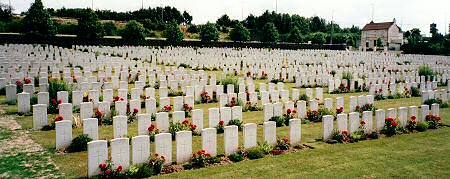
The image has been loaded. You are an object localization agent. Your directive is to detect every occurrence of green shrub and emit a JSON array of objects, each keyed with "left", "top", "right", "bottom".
[
  {"left": 342, "top": 71, "right": 353, "bottom": 83},
  {"left": 67, "top": 134, "right": 92, "bottom": 153},
  {"left": 270, "top": 116, "right": 286, "bottom": 127},
  {"left": 411, "top": 87, "right": 421, "bottom": 97},
  {"left": 228, "top": 152, "right": 245, "bottom": 162},
  {"left": 220, "top": 75, "right": 238, "bottom": 93},
  {"left": 247, "top": 147, "right": 265, "bottom": 160},
  {"left": 30, "top": 94, "right": 38, "bottom": 105},
  {"left": 416, "top": 121, "right": 429, "bottom": 132},
  {"left": 299, "top": 94, "right": 308, "bottom": 101},
  {"left": 258, "top": 141, "right": 273, "bottom": 155},
  {"left": 418, "top": 66, "right": 434, "bottom": 81},
  {"left": 48, "top": 79, "right": 70, "bottom": 100},
  {"left": 228, "top": 119, "right": 243, "bottom": 131}
]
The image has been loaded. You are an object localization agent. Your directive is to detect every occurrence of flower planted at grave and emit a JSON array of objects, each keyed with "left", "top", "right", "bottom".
[
  {"left": 406, "top": 116, "right": 417, "bottom": 131},
  {"left": 349, "top": 121, "right": 368, "bottom": 142},
  {"left": 127, "top": 108, "right": 139, "bottom": 123},
  {"left": 169, "top": 119, "right": 198, "bottom": 139},
  {"left": 200, "top": 90, "right": 212, "bottom": 103},
  {"left": 330, "top": 129, "right": 351, "bottom": 144},
  {"left": 306, "top": 110, "right": 320, "bottom": 122},
  {"left": 183, "top": 104, "right": 193, "bottom": 117},
  {"left": 94, "top": 108, "right": 104, "bottom": 126},
  {"left": 225, "top": 97, "right": 242, "bottom": 107},
  {"left": 24, "top": 78, "right": 32, "bottom": 85},
  {"left": 48, "top": 98, "right": 62, "bottom": 114},
  {"left": 425, "top": 114, "right": 442, "bottom": 129},
  {"left": 16, "top": 80, "right": 23, "bottom": 93},
  {"left": 381, "top": 117, "right": 400, "bottom": 136},
  {"left": 283, "top": 109, "right": 297, "bottom": 126},
  {"left": 97, "top": 160, "right": 126, "bottom": 178},
  {"left": 228, "top": 148, "right": 246, "bottom": 162},
  {"left": 147, "top": 124, "right": 160, "bottom": 142},
  {"left": 161, "top": 105, "right": 173, "bottom": 112},
  {"left": 149, "top": 153, "right": 165, "bottom": 175},
  {"left": 336, "top": 107, "right": 344, "bottom": 114},
  {"left": 271, "top": 137, "right": 290, "bottom": 155},
  {"left": 190, "top": 150, "right": 220, "bottom": 168},
  {"left": 374, "top": 89, "right": 385, "bottom": 101},
  {"left": 243, "top": 102, "right": 262, "bottom": 112},
  {"left": 216, "top": 120, "right": 225, "bottom": 134}
]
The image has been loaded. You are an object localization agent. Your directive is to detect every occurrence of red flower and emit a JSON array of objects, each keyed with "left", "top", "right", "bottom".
[
  {"left": 219, "top": 120, "right": 224, "bottom": 126},
  {"left": 190, "top": 124, "right": 197, "bottom": 130},
  {"left": 55, "top": 115, "right": 64, "bottom": 122},
  {"left": 148, "top": 124, "right": 156, "bottom": 132},
  {"left": 360, "top": 120, "right": 366, "bottom": 126},
  {"left": 57, "top": 99, "right": 62, "bottom": 104},
  {"left": 116, "top": 165, "right": 122, "bottom": 173},
  {"left": 105, "top": 169, "right": 111, "bottom": 175},
  {"left": 51, "top": 98, "right": 57, "bottom": 104},
  {"left": 287, "top": 109, "right": 292, "bottom": 114},
  {"left": 182, "top": 119, "right": 190, "bottom": 125},
  {"left": 341, "top": 130, "right": 349, "bottom": 136},
  {"left": 16, "top": 80, "right": 22, "bottom": 86},
  {"left": 292, "top": 109, "right": 297, "bottom": 113},
  {"left": 24, "top": 78, "right": 32, "bottom": 84},
  {"left": 392, "top": 121, "right": 398, "bottom": 127},
  {"left": 411, "top": 116, "right": 416, "bottom": 121},
  {"left": 99, "top": 163, "right": 107, "bottom": 170},
  {"left": 133, "top": 108, "right": 139, "bottom": 113}
]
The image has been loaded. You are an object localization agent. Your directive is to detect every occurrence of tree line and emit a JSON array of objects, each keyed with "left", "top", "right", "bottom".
[{"left": 401, "top": 24, "right": 450, "bottom": 55}]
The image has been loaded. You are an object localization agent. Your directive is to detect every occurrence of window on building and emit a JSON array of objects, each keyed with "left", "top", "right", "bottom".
[{"left": 366, "top": 41, "right": 369, "bottom": 47}]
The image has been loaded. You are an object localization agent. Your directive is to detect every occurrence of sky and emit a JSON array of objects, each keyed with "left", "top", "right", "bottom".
[{"left": 4, "top": 0, "right": 450, "bottom": 36}]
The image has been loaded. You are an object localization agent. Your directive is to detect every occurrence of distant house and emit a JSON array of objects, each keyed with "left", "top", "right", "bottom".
[{"left": 361, "top": 19, "right": 403, "bottom": 51}]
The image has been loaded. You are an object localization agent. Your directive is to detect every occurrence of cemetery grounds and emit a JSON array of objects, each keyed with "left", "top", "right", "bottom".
[{"left": 0, "top": 46, "right": 449, "bottom": 178}]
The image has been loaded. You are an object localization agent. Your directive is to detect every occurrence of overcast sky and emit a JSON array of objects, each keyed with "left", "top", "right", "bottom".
[{"left": 5, "top": 0, "right": 449, "bottom": 36}]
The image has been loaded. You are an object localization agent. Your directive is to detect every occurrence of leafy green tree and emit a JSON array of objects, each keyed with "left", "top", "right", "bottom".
[
  {"left": 260, "top": 22, "right": 279, "bottom": 43},
  {"left": 103, "top": 21, "right": 118, "bottom": 36},
  {"left": 182, "top": 11, "right": 192, "bottom": 24},
  {"left": 163, "top": 21, "right": 184, "bottom": 44},
  {"left": 309, "top": 32, "right": 326, "bottom": 44},
  {"left": 200, "top": 22, "right": 219, "bottom": 42},
  {"left": 229, "top": 22, "right": 250, "bottom": 42},
  {"left": 376, "top": 38, "right": 384, "bottom": 47},
  {"left": 288, "top": 26, "right": 303, "bottom": 43},
  {"left": 309, "top": 16, "right": 326, "bottom": 32},
  {"left": 77, "top": 9, "right": 104, "bottom": 39},
  {"left": 22, "top": 0, "right": 56, "bottom": 38},
  {"left": 217, "top": 14, "right": 232, "bottom": 27},
  {"left": 121, "top": 20, "right": 146, "bottom": 42},
  {"left": 0, "top": 3, "right": 13, "bottom": 22}
]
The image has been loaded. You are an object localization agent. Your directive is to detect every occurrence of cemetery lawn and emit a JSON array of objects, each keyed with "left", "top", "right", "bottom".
[{"left": 1, "top": 87, "right": 449, "bottom": 178}]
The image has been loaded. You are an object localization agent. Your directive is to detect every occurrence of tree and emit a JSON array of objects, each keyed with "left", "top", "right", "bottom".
[
  {"left": 216, "top": 14, "right": 232, "bottom": 27},
  {"left": 77, "top": 9, "right": 104, "bottom": 39},
  {"left": 243, "top": 14, "right": 257, "bottom": 29},
  {"left": 376, "top": 38, "right": 384, "bottom": 47},
  {"left": 182, "top": 11, "right": 192, "bottom": 24},
  {"left": 22, "top": 0, "right": 56, "bottom": 38},
  {"left": 121, "top": 20, "right": 146, "bottom": 42},
  {"left": 103, "top": 21, "right": 118, "bottom": 36},
  {"left": 260, "top": 22, "right": 279, "bottom": 43},
  {"left": 0, "top": 3, "right": 13, "bottom": 22},
  {"left": 309, "top": 32, "right": 326, "bottom": 44},
  {"left": 200, "top": 22, "right": 219, "bottom": 42},
  {"left": 310, "top": 16, "right": 326, "bottom": 32},
  {"left": 288, "top": 26, "right": 303, "bottom": 43},
  {"left": 229, "top": 22, "right": 250, "bottom": 42},
  {"left": 163, "top": 21, "right": 184, "bottom": 44}
]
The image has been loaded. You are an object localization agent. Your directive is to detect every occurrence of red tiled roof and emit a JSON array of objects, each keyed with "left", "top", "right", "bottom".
[{"left": 362, "top": 21, "right": 395, "bottom": 31}]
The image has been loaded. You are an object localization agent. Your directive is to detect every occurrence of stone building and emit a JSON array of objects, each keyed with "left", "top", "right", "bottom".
[{"left": 361, "top": 19, "right": 403, "bottom": 51}]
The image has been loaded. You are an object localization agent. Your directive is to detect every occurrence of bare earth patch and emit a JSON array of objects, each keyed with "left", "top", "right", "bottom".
[{"left": 0, "top": 105, "right": 62, "bottom": 178}]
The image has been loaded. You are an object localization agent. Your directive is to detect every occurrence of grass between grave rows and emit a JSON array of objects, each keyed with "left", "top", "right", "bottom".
[{"left": 1, "top": 81, "right": 449, "bottom": 178}]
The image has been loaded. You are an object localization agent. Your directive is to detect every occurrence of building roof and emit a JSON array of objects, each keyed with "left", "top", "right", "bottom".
[{"left": 362, "top": 21, "right": 395, "bottom": 31}]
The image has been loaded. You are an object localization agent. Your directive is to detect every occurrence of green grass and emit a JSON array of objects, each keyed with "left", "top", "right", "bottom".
[
  {"left": 0, "top": 127, "right": 12, "bottom": 140},
  {"left": 0, "top": 151, "right": 60, "bottom": 178},
  {"left": 2, "top": 73, "right": 449, "bottom": 178}
]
